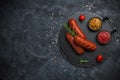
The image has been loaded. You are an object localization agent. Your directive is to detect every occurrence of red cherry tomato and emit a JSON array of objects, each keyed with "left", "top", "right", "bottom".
[
  {"left": 79, "top": 15, "right": 85, "bottom": 21},
  {"left": 96, "top": 54, "right": 103, "bottom": 62}
]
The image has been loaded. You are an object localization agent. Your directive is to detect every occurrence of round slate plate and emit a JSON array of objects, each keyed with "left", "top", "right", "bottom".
[{"left": 58, "top": 12, "right": 115, "bottom": 67}]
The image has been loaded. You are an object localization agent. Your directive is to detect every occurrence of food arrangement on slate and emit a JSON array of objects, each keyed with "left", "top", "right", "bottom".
[{"left": 59, "top": 12, "right": 115, "bottom": 67}]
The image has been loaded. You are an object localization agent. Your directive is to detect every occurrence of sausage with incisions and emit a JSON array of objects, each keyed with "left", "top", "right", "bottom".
[
  {"left": 66, "top": 32, "right": 85, "bottom": 54},
  {"left": 74, "top": 36, "right": 97, "bottom": 51},
  {"left": 68, "top": 18, "right": 86, "bottom": 39}
]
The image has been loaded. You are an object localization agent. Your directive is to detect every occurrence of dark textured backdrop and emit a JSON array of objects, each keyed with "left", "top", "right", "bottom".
[{"left": 0, "top": 0, "right": 120, "bottom": 80}]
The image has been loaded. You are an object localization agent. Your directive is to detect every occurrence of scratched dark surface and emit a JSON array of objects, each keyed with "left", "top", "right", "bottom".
[{"left": 0, "top": 0, "right": 120, "bottom": 80}]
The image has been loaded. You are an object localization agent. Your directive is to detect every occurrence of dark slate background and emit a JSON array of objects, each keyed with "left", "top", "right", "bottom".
[{"left": 0, "top": 0, "right": 120, "bottom": 80}]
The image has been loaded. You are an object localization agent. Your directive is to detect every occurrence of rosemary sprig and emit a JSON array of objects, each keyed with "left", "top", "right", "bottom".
[
  {"left": 80, "top": 59, "right": 89, "bottom": 63},
  {"left": 63, "top": 23, "right": 76, "bottom": 37}
]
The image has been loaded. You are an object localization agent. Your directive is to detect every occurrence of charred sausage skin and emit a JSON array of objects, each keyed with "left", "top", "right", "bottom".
[
  {"left": 74, "top": 36, "right": 97, "bottom": 51},
  {"left": 68, "top": 18, "right": 86, "bottom": 39},
  {"left": 66, "top": 32, "right": 85, "bottom": 54}
]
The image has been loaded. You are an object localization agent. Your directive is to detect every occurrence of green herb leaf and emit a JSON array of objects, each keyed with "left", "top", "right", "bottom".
[
  {"left": 63, "top": 23, "right": 76, "bottom": 37},
  {"left": 80, "top": 59, "right": 89, "bottom": 63}
]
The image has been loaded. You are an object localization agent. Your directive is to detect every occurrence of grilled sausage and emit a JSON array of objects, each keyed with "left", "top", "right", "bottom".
[
  {"left": 74, "top": 36, "right": 97, "bottom": 51},
  {"left": 66, "top": 32, "right": 85, "bottom": 54},
  {"left": 68, "top": 18, "right": 86, "bottom": 39}
]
